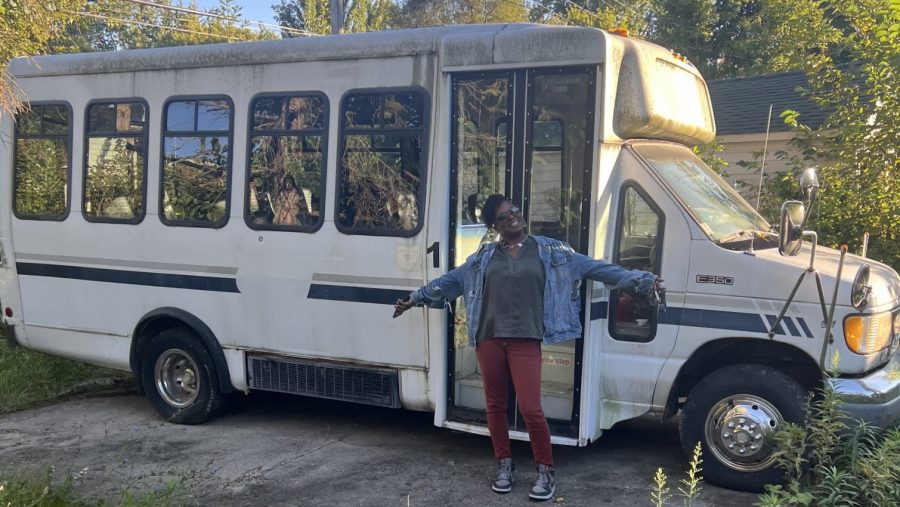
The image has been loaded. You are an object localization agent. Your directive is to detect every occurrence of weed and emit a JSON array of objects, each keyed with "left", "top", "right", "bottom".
[
  {"left": 650, "top": 441, "right": 703, "bottom": 507},
  {"left": 757, "top": 354, "right": 900, "bottom": 506}
]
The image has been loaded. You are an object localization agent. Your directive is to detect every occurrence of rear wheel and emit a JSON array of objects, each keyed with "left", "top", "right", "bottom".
[
  {"left": 141, "top": 327, "right": 226, "bottom": 424},
  {"left": 679, "top": 364, "right": 808, "bottom": 492}
]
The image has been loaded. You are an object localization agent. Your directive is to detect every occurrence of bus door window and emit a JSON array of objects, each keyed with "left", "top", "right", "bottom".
[{"left": 609, "top": 184, "right": 664, "bottom": 342}]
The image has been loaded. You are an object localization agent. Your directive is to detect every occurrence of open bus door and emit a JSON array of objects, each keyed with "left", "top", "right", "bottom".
[{"left": 446, "top": 67, "right": 596, "bottom": 440}]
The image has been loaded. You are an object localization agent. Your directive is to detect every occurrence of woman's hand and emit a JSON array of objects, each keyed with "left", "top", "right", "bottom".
[{"left": 393, "top": 297, "right": 415, "bottom": 318}]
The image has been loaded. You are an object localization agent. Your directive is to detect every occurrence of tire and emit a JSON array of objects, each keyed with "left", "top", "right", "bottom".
[
  {"left": 679, "top": 364, "right": 808, "bottom": 492},
  {"left": 141, "top": 327, "right": 226, "bottom": 424}
]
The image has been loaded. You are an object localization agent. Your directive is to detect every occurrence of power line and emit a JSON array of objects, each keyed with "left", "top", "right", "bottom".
[
  {"left": 69, "top": 10, "right": 244, "bottom": 41},
  {"left": 121, "top": 0, "right": 320, "bottom": 37}
]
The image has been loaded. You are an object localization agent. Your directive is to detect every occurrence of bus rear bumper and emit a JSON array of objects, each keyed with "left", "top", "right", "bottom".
[{"left": 830, "top": 347, "right": 900, "bottom": 428}]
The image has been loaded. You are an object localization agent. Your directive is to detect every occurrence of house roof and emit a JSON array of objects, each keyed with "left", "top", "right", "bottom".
[{"left": 707, "top": 71, "right": 827, "bottom": 135}]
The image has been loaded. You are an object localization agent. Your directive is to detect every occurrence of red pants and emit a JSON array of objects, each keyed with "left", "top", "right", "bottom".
[{"left": 475, "top": 338, "right": 553, "bottom": 466}]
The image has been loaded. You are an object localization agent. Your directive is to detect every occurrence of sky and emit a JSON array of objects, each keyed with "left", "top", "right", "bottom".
[{"left": 191, "top": 1, "right": 279, "bottom": 28}]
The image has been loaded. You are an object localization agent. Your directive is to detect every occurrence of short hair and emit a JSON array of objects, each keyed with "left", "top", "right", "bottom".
[{"left": 482, "top": 194, "right": 510, "bottom": 228}]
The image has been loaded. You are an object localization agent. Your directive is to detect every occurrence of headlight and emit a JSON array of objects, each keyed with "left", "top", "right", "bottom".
[
  {"left": 844, "top": 312, "right": 893, "bottom": 354},
  {"left": 850, "top": 265, "right": 871, "bottom": 310}
]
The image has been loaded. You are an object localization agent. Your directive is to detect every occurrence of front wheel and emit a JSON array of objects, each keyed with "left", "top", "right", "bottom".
[
  {"left": 141, "top": 327, "right": 226, "bottom": 424},
  {"left": 679, "top": 364, "right": 809, "bottom": 492}
]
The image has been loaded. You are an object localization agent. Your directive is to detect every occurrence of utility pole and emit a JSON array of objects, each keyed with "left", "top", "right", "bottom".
[{"left": 330, "top": 0, "right": 343, "bottom": 34}]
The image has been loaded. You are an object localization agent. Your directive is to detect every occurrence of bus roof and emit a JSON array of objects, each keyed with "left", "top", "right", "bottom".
[
  {"left": 8, "top": 23, "right": 715, "bottom": 145},
  {"left": 9, "top": 24, "right": 607, "bottom": 77}
]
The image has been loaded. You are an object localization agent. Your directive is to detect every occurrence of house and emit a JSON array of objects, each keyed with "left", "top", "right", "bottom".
[{"left": 707, "top": 71, "right": 827, "bottom": 193}]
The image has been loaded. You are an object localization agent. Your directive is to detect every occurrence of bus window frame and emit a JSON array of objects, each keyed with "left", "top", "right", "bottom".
[
  {"left": 334, "top": 86, "right": 430, "bottom": 238},
  {"left": 158, "top": 94, "right": 235, "bottom": 229},
  {"left": 243, "top": 91, "right": 329, "bottom": 233},
  {"left": 82, "top": 97, "right": 150, "bottom": 225},
  {"left": 12, "top": 101, "right": 74, "bottom": 222}
]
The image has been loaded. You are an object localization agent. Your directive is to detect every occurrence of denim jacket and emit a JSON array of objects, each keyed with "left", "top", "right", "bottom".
[{"left": 410, "top": 236, "right": 657, "bottom": 347}]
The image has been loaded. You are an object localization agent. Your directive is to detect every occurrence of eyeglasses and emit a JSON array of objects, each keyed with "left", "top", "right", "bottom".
[{"left": 495, "top": 206, "right": 521, "bottom": 224}]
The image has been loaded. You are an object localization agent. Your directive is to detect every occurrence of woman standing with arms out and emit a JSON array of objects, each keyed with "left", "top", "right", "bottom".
[{"left": 394, "top": 194, "right": 661, "bottom": 501}]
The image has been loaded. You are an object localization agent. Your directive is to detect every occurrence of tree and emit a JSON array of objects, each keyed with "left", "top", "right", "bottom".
[
  {"left": 395, "top": 0, "right": 527, "bottom": 28},
  {"left": 49, "top": 0, "right": 275, "bottom": 53},
  {"left": 273, "top": 0, "right": 397, "bottom": 35},
  {"left": 0, "top": 0, "right": 84, "bottom": 116},
  {"left": 765, "top": 0, "right": 899, "bottom": 270}
]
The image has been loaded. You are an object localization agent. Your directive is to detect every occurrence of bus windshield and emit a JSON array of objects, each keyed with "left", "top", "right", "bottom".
[{"left": 632, "top": 143, "right": 775, "bottom": 248}]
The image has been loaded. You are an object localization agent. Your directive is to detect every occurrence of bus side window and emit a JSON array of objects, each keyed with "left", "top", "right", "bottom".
[
  {"left": 609, "top": 184, "right": 663, "bottom": 342},
  {"left": 336, "top": 89, "right": 428, "bottom": 236},
  {"left": 84, "top": 100, "right": 148, "bottom": 223},
  {"left": 160, "top": 97, "right": 233, "bottom": 227},
  {"left": 246, "top": 93, "right": 328, "bottom": 231},
  {"left": 13, "top": 103, "right": 72, "bottom": 220}
]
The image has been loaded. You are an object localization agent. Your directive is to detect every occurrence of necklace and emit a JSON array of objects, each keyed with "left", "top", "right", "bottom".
[{"left": 501, "top": 238, "right": 525, "bottom": 249}]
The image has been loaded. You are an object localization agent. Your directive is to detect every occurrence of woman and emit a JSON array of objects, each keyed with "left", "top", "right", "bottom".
[{"left": 394, "top": 194, "right": 661, "bottom": 501}]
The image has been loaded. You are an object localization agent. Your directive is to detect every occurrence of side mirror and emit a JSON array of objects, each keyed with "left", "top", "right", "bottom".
[{"left": 779, "top": 201, "right": 805, "bottom": 256}]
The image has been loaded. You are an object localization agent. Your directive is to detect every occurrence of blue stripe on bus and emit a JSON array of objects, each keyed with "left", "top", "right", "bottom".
[
  {"left": 16, "top": 262, "right": 240, "bottom": 293},
  {"left": 783, "top": 317, "right": 801, "bottom": 337},
  {"left": 797, "top": 317, "right": 814, "bottom": 338},
  {"left": 765, "top": 314, "right": 786, "bottom": 335},
  {"left": 307, "top": 284, "right": 410, "bottom": 305}
]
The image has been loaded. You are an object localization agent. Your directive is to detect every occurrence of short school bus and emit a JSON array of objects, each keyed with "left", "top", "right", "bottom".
[{"left": 2, "top": 24, "right": 899, "bottom": 491}]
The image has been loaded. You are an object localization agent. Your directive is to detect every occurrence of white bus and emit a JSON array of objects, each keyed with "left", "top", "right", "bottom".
[{"left": 2, "top": 24, "right": 899, "bottom": 491}]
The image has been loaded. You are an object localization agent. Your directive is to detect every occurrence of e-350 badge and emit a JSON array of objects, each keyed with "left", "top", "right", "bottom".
[{"left": 696, "top": 274, "right": 734, "bottom": 285}]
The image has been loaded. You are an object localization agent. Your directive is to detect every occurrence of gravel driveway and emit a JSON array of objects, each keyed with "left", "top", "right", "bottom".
[{"left": 0, "top": 391, "right": 758, "bottom": 506}]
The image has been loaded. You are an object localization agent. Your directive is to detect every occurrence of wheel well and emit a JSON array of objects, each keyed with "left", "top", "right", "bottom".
[
  {"left": 130, "top": 308, "right": 233, "bottom": 395},
  {"left": 663, "top": 338, "right": 821, "bottom": 419}
]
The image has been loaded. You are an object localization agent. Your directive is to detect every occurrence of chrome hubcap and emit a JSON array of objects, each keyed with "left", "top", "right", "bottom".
[
  {"left": 704, "top": 395, "right": 782, "bottom": 472},
  {"left": 154, "top": 349, "right": 199, "bottom": 408}
]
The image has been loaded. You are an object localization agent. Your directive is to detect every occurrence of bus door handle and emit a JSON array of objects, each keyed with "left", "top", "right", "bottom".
[{"left": 426, "top": 242, "right": 440, "bottom": 268}]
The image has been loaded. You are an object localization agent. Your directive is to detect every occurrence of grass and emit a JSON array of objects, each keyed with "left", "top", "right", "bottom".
[
  {"left": 0, "top": 338, "right": 131, "bottom": 413},
  {"left": 0, "top": 467, "right": 197, "bottom": 507}
]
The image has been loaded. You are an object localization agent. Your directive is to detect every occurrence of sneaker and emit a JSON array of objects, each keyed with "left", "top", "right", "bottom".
[
  {"left": 529, "top": 463, "right": 555, "bottom": 501},
  {"left": 492, "top": 458, "right": 516, "bottom": 493}
]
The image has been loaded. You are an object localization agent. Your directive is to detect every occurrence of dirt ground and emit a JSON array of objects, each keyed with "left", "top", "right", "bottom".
[{"left": 0, "top": 391, "right": 758, "bottom": 506}]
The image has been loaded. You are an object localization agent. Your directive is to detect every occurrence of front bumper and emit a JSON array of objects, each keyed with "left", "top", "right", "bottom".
[{"left": 830, "top": 346, "right": 900, "bottom": 428}]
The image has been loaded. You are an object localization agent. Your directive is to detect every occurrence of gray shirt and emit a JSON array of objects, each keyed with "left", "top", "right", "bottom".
[{"left": 475, "top": 236, "right": 546, "bottom": 345}]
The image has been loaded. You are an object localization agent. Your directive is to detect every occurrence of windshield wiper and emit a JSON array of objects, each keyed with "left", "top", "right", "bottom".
[{"left": 716, "top": 229, "right": 776, "bottom": 244}]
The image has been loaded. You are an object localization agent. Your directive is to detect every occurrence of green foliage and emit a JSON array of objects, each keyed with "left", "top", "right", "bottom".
[
  {"left": 0, "top": 0, "right": 84, "bottom": 115},
  {"left": 0, "top": 466, "right": 196, "bottom": 506},
  {"left": 692, "top": 138, "right": 730, "bottom": 177},
  {"left": 759, "top": 0, "right": 900, "bottom": 271},
  {"left": 85, "top": 138, "right": 143, "bottom": 219},
  {"left": 758, "top": 361, "right": 900, "bottom": 507},
  {"left": 48, "top": 0, "right": 275, "bottom": 52},
  {"left": 274, "top": 0, "right": 398, "bottom": 34},
  {"left": 14, "top": 138, "right": 68, "bottom": 217},
  {"left": 394, "top": 0, "right": 526, "bottom": 28},
  {"left": 0, "top": 339, "right": 129, "bottom": 413}
]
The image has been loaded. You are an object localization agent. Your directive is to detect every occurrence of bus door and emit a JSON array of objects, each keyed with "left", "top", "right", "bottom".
[{"left": 447, "top": 67, "right": 596, "bottom": 439}]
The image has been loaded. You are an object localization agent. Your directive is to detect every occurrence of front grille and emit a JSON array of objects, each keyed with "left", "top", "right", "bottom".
[{"left": 247, "top": 355, "right": 400, "bottom": 408}]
